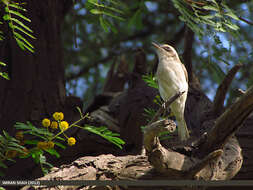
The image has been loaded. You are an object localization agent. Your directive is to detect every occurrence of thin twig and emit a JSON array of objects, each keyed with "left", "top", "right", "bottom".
[
  {"left": 239, "top": 16, "right": 253, "bottom": 26},
  {"left": 149, "top": 91, "right": 185, "bottom": 124}
]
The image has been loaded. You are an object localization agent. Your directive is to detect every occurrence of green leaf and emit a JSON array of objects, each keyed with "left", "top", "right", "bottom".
[
  {"left": 0, "top": 72, "right": 9, "bottom": 80},
  {"left": 223, "top": 22, "right": 239, "bottom": 30},
  {"left": 55, "top": 136, "right": 65, "bottom": 141},
  {"left": 76, "top": 106, "right": 83, "bottom": 118},
  {"left": 90, "top": 8, "right": 102, "bottom": 14},
  {"left": 0, "top": 61, "right": 6, "bottom": 66},
  {"left": 88, "top": 1, "right": 124, "bottom": 15},
  {"left": 102, "top": 18, "right": 117, "bottom": 33},
  {"left": 8, "top": 9, "right": 31, "bottom": 22},
  {"left": 142, "top": 74, "right": 158, "bottom": 89},
  {"left": 3, "top": 14, "right": 10, "bottom": 21},
  {"left": 207, "top": 61, "right": 225, "bottom": 83},
  {"left": 202, "top": 5, "right": 219, "bottom": 11},
  {"left": 90, "top": 9, "right": 125, "bottom": 21},
  {"left": 8, "top": 3, "right": 27, "bottom": 11},
  {"left": 54, "top": 142, "right": 66, "bottom": 149},
  {"left": 84, "top": 125, "right": 125, "bottom": 149},
  {"left": 128, "top": 9, "right": 143, "bottom": 30},
  {"left": 44, "top": 148, "right": 60, "bottom": 158},
  {"left": 9, "top": 17, "right": 33, "bottom": 33},
  {"left": 13, "top": 25, "right": 36, "bottom": 39},
  {"left": 24, "top": 140, "right": 39, "bottom": 145},
  {"left": 99, "top": 16, "right": 109, "bottom": 32},
  {"left": 16, "top": 35, "right": 34, "bottom": 52},
  {"left": 0, "top": 161, "right": 7, "bottom": 169}
]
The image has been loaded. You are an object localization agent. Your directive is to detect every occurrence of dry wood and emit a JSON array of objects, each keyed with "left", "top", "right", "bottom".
[
  {"left": 200, "top": 85, "right": 253, "bottom": 154},
  {"left": 212, "top": 64, "right": 243, "bottom": 116}
]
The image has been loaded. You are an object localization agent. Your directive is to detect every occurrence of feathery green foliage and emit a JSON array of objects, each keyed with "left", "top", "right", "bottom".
[
  {"left": 0, "top": 131, "right": 25, "bottom": 177},
  {"left": 142, "top": 73, "right": 158, "bottom": 89},
  {"left": 172, "top": 0, "right": 240, "bottom": 38},
  {"left": 86, "top": 0, "right": 127, "bottom": 33},
  {"left": 3, "top": 1, "right": 35, "bottom": 52},
  {"left": 0, "top": 0, "right": 35, "bottom": 79},
  {"left": 0, "top": 62, "right": 9, "bottom": 80}
]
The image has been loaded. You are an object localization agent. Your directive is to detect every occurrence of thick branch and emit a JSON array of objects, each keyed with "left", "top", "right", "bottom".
[
  {"left": 144, "top": 119, "right": 176, "bottom": 152},
  {"left": 182, "top": 26, "right": 194, "bottom": 82},
  {"left": 213, "top": 64, "right": 242, "bottom": 116},
  {"left": 200, "top": 85, "right": 253, "bottom": 154},
  {"left": 184, "top": 149, "right": 223, "bottom": 179}
]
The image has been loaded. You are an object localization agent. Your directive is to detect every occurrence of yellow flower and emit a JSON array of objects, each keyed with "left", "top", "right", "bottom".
[
  {"left": 68, "top": 137, "right": 76, "bottom": 146},
  {"left": 37, "top": 141, "right": 54, "bottom": 150},
  {"left": 58, "top": 112, "right": 64, "bottom": 120},
  {"left": 37, "top": 141, "right": 46, "bottom": 149},
  {"left": 46, "top": 141, "right": 55, "bottom": 149},
  {"left": 53, "top": 112, "right": 64, "bottom": 121},
  {"left": 60, "top": 121, "right": 69, "bottom": 131},
  {"left": 42, "top": 118, "right": 50, "bottom": 127},
  {"left": 51, "top": 121, "right": 58, "bottom": 129},
  {"left": 15, "top": 131, "right": 24, "bottom": 140}
]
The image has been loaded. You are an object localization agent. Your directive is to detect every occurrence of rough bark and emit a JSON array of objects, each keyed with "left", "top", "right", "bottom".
[{"left": 0, "top": 0, "right": 74, "bottom": 179}]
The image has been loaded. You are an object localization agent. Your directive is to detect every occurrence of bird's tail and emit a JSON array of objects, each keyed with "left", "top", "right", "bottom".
[{"left": 177, "top": 119, "right": 190, "bottom": 141}]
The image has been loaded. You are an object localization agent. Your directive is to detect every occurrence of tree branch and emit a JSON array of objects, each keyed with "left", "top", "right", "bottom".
[
  {"left": 148, "top": 91, "right": 185, "bottom": 124},
  {"left": 182, "top": 26, "right": 194, "bottom": 82},
  {"left": 212, "top": 64, "right": 242, "bottom": 116},
  {"left": 200, "top": 85, "right": 253, "bottom": 154},
  {"left": 239, "top": 16, "right": 253, "bottom": 26}
]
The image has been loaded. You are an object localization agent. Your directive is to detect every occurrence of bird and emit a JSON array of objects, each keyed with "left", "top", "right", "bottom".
[{"left": 152, "top": 42, "right": 190, "bottom": 141}]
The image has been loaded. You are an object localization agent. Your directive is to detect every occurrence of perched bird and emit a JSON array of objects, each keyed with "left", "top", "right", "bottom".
[{"left": 152, "top": 42, "right": 190, "bottom": 141}]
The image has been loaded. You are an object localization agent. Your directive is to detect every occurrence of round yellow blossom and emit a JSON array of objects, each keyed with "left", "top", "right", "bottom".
[
  {"left": 15, "top": 131, "right": 24, "bottom": 140},
  {"left": 68, "top": 137, "right": 76, "bottom": 146},
  {"left": 53, "top": 112, "right": 64, "bottom": 121},
  {"left": 58, "top": 112, "right": 64, "bottom": 120},
  {"left": 50, "top": 121, "right": 58, "bottom": 129},
  {"left": 42, "top": 118, "right": 51, "bottom": 127},
  {"left": 37, "top": 141, "right": 54, "bottom": 150},
  {"left": 37, "top": 141, "right": 46, "bottom": 149},
  {"left": 60, "top": 121, "right": 69, "bottom": 131},
  {"left": 46, "top": 141, "right": 55, "bottom": 149}
]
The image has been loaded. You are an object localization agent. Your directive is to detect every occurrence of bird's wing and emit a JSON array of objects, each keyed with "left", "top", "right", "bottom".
[{"left": 181, "top": 63, "right": 188, "bottom": 83}]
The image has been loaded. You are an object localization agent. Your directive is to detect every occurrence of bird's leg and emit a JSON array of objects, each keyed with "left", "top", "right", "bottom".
[{"left": 161, "top": 102, "right": 166, "bottom": 117}]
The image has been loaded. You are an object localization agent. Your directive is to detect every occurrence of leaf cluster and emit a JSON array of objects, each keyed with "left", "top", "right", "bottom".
[
  {"left": 86, "top": 0, "right": 127, "bottom": 33},
  {"left": 83, "top": 125, "right": 125, "bottom": 149},
  {"left": 0, "top": 131, "right": 25, "bottom": 177},
  {"left": 0, "top": 0, "right": 35, "bottom": 79},
  {"left": 172, "top": 0, "right": 240, "bottom": 38}
]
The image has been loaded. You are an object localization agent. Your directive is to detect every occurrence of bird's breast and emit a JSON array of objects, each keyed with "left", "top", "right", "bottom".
[{"left": 156, "top": 58, "right": 188, "bottom": 100}]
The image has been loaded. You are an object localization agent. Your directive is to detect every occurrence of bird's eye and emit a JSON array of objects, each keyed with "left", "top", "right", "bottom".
[{"left": 162, "top": 47, "right": 172, "bottom": 52}]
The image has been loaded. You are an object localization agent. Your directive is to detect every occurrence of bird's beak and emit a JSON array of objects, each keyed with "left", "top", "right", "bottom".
[{"left": 152, "top": 42, "right": 161, "bottom": 49}]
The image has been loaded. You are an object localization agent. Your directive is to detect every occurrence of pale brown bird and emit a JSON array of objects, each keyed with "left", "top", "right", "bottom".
[{"left": 152, "top": 42, "right": 190, "bottom": 141}]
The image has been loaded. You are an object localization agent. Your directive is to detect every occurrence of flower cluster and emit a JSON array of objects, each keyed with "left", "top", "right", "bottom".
[
  {"left": 37, "top": 141, "right": 55, "bottom": 150},
  {"left": 42, "top": 112, "right": 69, "bottom": 131},
  {"left": 41, "top": 112, "right": 76, "bottom": 147}
]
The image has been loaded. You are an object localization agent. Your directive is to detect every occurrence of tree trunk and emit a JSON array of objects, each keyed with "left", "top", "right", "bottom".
[{"left": 0, "top": 0, "right": 73, "bottom": 178}]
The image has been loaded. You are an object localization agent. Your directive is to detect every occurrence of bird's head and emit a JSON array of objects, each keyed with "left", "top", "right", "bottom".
[{"left": 152, "top": 42, "right": 179, "bottom": 60}]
